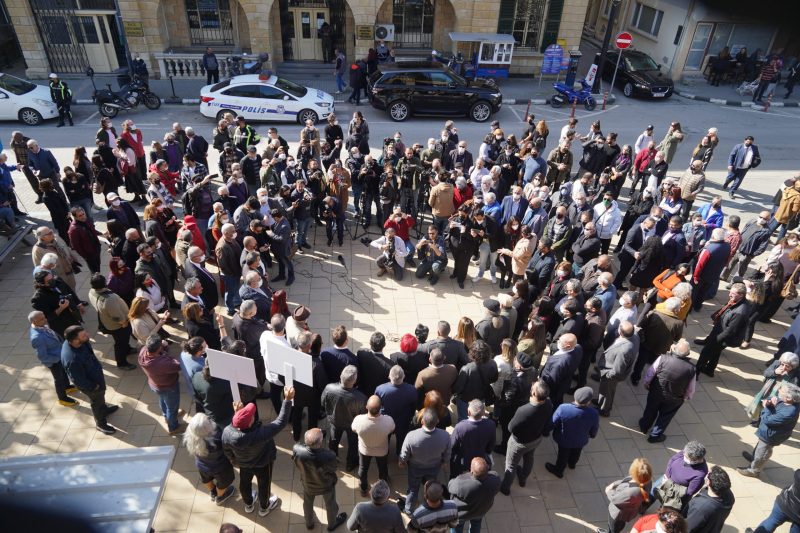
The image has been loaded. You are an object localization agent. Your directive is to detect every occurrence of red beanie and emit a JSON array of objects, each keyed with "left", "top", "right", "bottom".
[
  {"left": 232, "top": 402, "right": 257, "bottom": 429},
  {"left": 400, "top": 333, "right": 418, "bottom": 353}
]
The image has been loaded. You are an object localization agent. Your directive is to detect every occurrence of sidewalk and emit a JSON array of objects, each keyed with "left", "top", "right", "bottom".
[{"left": 674, "top": 78, "right": 799, "bottom": 108}]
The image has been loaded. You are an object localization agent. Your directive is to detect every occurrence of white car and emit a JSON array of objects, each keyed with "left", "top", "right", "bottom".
[
  {"left": 0, "top": 73, "right": 59, "bottom": 126},
  {"left": 200, "top": 74, "right": 334, "bottom": 124}
]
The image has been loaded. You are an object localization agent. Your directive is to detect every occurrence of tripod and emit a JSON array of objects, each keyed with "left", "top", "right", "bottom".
[{"left": 414, "top": 183, "right": 432, "bottom": 240}]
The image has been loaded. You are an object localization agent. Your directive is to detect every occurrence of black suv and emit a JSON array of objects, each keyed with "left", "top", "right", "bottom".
[
  {"left": 368, "top": 62, "right": 502, "bottom": 122},
  {"left": 597, "top": 50, "right": 674, "bottom": 99}
]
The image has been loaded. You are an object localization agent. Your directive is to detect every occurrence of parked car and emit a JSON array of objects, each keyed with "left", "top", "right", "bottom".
[
  {"left": 199, "top": 74, "right": 334, "bottom": 124},
  {"left": 597, "top": 50, "right": 674, "bottom": 99},
  {"left": 368, "top": 62, "right": 502, "bottom": 122},
  {"left": 0, "top": 73, "right": 58, "bottom": 125}
]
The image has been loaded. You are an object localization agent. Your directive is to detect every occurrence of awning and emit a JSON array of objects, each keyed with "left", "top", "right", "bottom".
[{"left": 448, "top": 32, "right": 516, "bottom": 44}]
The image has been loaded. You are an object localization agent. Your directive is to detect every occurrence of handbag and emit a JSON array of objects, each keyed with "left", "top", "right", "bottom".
[
  {"left": 781, "top": 264, "right": 800, "bottom": 300},
  {"left": 745, "top": 378, "right": 776, "bottom": 420},
  {"left": 654, "top": 476, "right": 687, "bottom": 510}
]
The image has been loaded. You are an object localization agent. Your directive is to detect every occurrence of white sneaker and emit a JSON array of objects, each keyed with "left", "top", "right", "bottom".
[
  {"left": 244, "top": 490, "right": 257, "bottom": 513},
  {"left": 490, "top": 275, "right": 497, "bottom": 284},
  {"left": 472, "top": 275, "right": 481, "bottom": 283},
  {"left": 258, "top": 495, "right": 279, "bottom": 517}
]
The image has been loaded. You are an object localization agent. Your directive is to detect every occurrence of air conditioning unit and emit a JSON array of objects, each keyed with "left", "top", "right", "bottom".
[{"left": 375, "top": 24, "right": 395, "bottom": 41}]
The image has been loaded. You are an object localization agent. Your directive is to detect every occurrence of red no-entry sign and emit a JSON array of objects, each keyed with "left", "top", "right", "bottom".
[{"left": 616, "top": 32, "right": 633, "bottom": 49}]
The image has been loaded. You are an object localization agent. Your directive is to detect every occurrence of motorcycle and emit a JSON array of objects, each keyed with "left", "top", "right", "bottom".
[
  {"left": 226, "top": 52, "right": 270, "bottom": 78},
  {"left": 550, "top": 78, "right": 596, "bottom": 111},
  {"left": 94, "top": 75, "right": 161, "bottom": 118}
]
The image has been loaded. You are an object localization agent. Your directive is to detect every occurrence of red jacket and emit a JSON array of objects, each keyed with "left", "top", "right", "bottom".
[
  {"left": 183, "top": 215, "right": 207, "bottom": 252},
  {"left": 634, "top": 147, "right": 656, "bottom": 174},
  {"left": 122, "top": 129, "right": 145, "bottom": 158},
  {"left": 454, "top": 184, "right": 474, "bottom": 208},
  {"left": 148, "top": 163, "right": 179, "bottom": 195},
  {"left": 383, "top": 215, "right": 415, "bottom": 241}
]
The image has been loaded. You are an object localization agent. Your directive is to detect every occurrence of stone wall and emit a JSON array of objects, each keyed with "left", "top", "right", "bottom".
[{"left": 5, "top": 0, "right": 50, "bottom": 78}]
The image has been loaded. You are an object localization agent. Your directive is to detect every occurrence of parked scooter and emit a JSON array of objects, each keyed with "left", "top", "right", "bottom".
[
  {"left": 550, "top": 78, "right": 596, "bottom": 110},
  {"left": 226, "top": 52, "right": 270, "bottom": 78},
  {"left": 93, "top": 74, "right": 161, "bottom": 118}
]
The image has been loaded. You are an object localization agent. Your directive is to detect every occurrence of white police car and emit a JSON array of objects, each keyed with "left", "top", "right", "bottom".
[
  {"left": 0, "top": 73, "right": 58, "bottom": 126},
  {"left": 200, "top": 74, "right": 334, "bottom": 124}
]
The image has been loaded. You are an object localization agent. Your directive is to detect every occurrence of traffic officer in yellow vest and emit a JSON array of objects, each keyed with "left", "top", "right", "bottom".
[{"left": 48, "top": 73, "right": 73, "bottom": 127}]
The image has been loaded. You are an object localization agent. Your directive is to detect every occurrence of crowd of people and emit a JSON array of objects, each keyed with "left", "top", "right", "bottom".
[{"left": 7, "top": 110, "right": 800, "bottom": 533}]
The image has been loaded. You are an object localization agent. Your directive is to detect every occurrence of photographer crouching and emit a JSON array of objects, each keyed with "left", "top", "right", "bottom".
[
  {"left": 321, "top": 195, "right": 345, "bottom": 247},
  {"left": 383, "top": 206, "right": 416, "bottom": 267},
  {"left": 370, "top": 227, "right": 408, "bottom": 280},
  {"left": 415, "top": 226, "right": 447, "bottom": 285}
]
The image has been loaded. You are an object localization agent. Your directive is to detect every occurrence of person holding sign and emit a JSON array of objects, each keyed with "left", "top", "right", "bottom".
[{"left": 222, "top": 388, "right": 294, "bottom": 517}]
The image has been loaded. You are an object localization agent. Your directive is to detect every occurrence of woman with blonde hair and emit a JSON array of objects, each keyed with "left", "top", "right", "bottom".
[
  {"left": 531, "top": 119, "right": 549, "bottom": 151},
  {"left": 128, "top": 296, "right": 169, "bottom": 345},
  {"left": 604, "top": 458, "right": 654, "bottom": 533},
  {"left": 454, "top": 317, "right": 477, "bottom": 349},
  {"left": 183, "top": 412, "right": 236, "bottom": 505},
  {"left": 492, "top": 338, "right": 517, "bottom": 398}
]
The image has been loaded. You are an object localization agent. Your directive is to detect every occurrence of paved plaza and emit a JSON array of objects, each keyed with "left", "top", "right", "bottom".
[{"left": 1, "top": 97, "right": 799, "bottom": 532}]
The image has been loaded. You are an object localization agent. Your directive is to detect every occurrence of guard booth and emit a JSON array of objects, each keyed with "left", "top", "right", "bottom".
[{"left": 448, "top": 32, "right": 515, "bottom": 80}]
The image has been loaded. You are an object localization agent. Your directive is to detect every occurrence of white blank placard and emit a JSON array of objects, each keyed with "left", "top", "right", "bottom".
[
  {"left": 260, "top": 334, "right": 314, "bottom": 387},
  {"left": 206, "top": 348, "right": 258, "bottom": 403}
]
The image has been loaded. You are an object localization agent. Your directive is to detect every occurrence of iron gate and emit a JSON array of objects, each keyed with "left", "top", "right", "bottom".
[
  {"left": 185, "top": 0, "right": 234, "bottom": 45},
  {"left": 29, "top": 0, "right": 90, "bottom": 73},
  {"left": 328, "top": 0, "right": 346, "bottom": 58},
  {"left": 392, "top": 0, "right": 434, "bottom": 48}
]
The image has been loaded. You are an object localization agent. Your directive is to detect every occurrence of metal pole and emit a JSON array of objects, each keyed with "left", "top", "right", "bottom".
[
  {"left": 609, "top": 50, "right": 622, "bottom": 97},
  {"left": 168, "top": 75, "right": 177, "bottom": 98},
  {"left": 593, "top": 0, "right": 620, "bottom": 94}
]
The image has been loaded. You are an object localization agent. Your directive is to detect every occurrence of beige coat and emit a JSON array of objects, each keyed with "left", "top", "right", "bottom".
[
  {"left": 428, "top": 182, "right": 455, "bottom": 218},
  {"left": 88, "top": 288, "right": 130, "bottom": 331},
  {"left": 511, "top": 236, "right": 536, "bottom": 275},
  {"left": 32, "top": 238, "right": 78, "bottom": 290},
  {"left": 776, "top": 186, "right": 800, "bottom": 225},
  {"left": 131, "top": 310, "right": 160, "bottom": 345}
]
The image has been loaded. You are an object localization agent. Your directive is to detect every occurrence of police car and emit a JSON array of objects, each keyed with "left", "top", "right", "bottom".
[
  {"left": 0, "top": 73, "right": 58, "bottom": 126},
  {"left": 199, "top": 74, "right": 334, "bottom": 124}
]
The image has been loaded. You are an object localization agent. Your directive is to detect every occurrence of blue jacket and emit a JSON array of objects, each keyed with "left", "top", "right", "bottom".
[
  {"left": 61, "top": 341, "right": 105, "bottom": 391},
  {"left": 30, "top": 326, "right": 63, "bottom": 366},
  {"left": 375, "top": 381, "right": 417, "bottom": 431},
  {"left": 27, "top": 148, "right": 60, "bottom": 177},
  {"left": 482, "top": 201, "right": 502, "bottom": 222},
  {"left": 728, "top": 143, "right": 760, "bottom": 170},
  {"left": 239, "top": 285, "right": 272, "bottom": 318},
  {"left": 697, "top": 203, "right": 724, "bottom": 235},
  {"left": 500, "top": 195, "right": 526, "bottom": 224},
  {"left": 0, "top": 162, "right": 16, "bottom": 189},
  {"left": 757, "top": 400, "right": 800, "bottom": 445},
  {"left": 552, "top": 402, "right": 599, "bottom": 449},
  {"left": 321, "top": 346, "right": 358, "bottom": 383},
  {"left": 522, "top": 156, "right": 546, "bottom": 183}
]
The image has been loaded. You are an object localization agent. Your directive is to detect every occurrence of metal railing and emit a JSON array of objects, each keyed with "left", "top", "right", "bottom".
[{"left": 153, "top": 52, "right": 239, "bottom": 79}]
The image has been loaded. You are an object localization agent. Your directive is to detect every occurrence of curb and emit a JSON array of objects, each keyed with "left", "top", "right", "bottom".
[
  {"left": 72, "top": 96, "right": 616, "bottom": 107},
  {"left": 674, "top": 89, "right": 800, "bottom": 108}
]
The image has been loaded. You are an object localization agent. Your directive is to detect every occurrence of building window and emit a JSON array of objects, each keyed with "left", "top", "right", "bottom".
[
  {"left": 497, "top": 0, "right": 547, "bottom": 50},
  {"left": 392, "top": 0, "right": 435, "bottom": 49},
  {"left": 185, "top": 0, "right": 234, "bottom": 45},
  {"left": 602, "top": 0, "right": 611, "bottom": 17},
  {"left": 631, "top": 2, "right": 663, "bottom": 37}
]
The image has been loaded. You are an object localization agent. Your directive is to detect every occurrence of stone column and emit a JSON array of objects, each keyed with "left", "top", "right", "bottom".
[
  {"left": 5, "top": 0, "right": 50, "bottom": 78},
  {"left": 348, "top": 0, "right": 377, "bottom": 58}
]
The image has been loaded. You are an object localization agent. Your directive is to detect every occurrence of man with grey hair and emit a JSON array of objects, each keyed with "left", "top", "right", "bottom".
[
  {"left": 738, "top": 383, "right": 800, "bottom": 478},
  {"left": 595, "top": 321, "right": 638, "bottom": 416},
  {"left": 321, "top": 365, "right": 367, "bottom": 472},
  {"left": 604, "top": 291, "right": 638, "bottom": 346},
  {"left": 239, "top": 270, "right": 271, "bottom": 319},
  {"left": 29, "top": 310, "right": 77, "bottom": 406},
  {"left": 347, "top": 479, "right": 405, "bottom": 532},
  {"left": 376, "top": 365, "right": 417, "bottom": 456},
  {"left": 292, "top": 428, "right": 347, "bottom": 530},
  {"left": 32, "top": 226, "right": 78, "bottom": 289},
  {"left": 450, "top": 399, "right": 495, "bottom": 477},
  {"left": 183, "top": 244, "right": 219, "bottom": 309},
  {"left": 695, "top": 282, "right": 749, "bottom": 377},
  {"left": 185, "top": 125, "right": 209, "bottom": 168},
  {"left": 215, "top": 223, "right": 243, "bottom": 315},
  {"left": 181, "top": 277, "right": 206, "bottom": 313},
  {"left": 614, "top": 215, "right": 656, "bottom": 290},
  {"left": 399, "top": 408, "right": 452, "bottom": 516},
  {"left": 419, "top": 320, "right": 469, "bottom": 370},
  {"left": 640, "top": 338, "right": 696, "bottom": 443},
  {"left": 691, "top": 227, "right": 731, "bottom": 311},
  {"left": 630, "top": 296, "right": 684, "bottom": 386}
]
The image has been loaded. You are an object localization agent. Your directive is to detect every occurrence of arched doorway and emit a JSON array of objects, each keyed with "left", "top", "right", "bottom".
[{"left": 273, "top": 0, "right": 351, "bottom": 62}]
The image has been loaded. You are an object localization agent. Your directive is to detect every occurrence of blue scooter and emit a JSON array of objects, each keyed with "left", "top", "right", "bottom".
[{"left": 550, "top": 79, "right": 596, "bottom": 111}]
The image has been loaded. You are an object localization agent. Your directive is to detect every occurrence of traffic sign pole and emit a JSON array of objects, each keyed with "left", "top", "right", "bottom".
[{"left": 609, "top": 51, "right": 622, "bottom": 97}]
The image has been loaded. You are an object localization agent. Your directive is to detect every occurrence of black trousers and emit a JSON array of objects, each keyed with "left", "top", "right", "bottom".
[
  {"left": 362, "top": 190, "right": 381, "bottom": 226},
  {"left": 240, "top": 462, "right": 273, "bottom": 508},
  {"left": 48, "top": 362, "right": 72, "bottom": 401},
  {"left": 326, "top": 217, "right": 345, "bottom": 244},
  {"left": 81, "top": 386, "right": 108, "bottom": 425},
  {"left": 631, "top": 346, "right": 657, "bottom": 383},
  {"left": 377, "top": 256, "right": 404, "bottom": 280},
  {"left": 554, "top": 445, "right": 583, "bottom": 474},
  {"left": 110, "top": 325, "right": 133, "bottom": 366},
  {"left": 206, "top": 69, "right": 219, "bottom": 85},
  {"left": 291, "top": 401, "right": 320, "bottom": 442},
  {"left": 452, "top": 249, "right": 472, "bottom": 284},
  {"left": 697, "top": 337, "right": 725, "bottom": 374},
  {"left": 358, "top": 453, "right": 388, "bottom": 491},
  {"left": 330, "top": 425, "right": 359, "bottom": 469}
]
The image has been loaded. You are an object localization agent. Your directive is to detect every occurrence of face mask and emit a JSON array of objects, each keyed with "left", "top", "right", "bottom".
[
  {"left": 278, "top": 154, "right": 286, "bottom": 161},
  {"left": 512, "top": 193, "right": 521, "bottom": 200},
  {"left": 575, "top": 199, "right": 585, "bottom": 206},
  {"left": 495, "top": 136, "right": 503, "bottom": 141},
  {"left": 428, "top": 143, "right": 435, "bottom": 150},
  {"left": 130, "top": 124, "right": 137, "bottom": 130},
  {"left": 112, "top": 199, "right": 121, "bottom": 207},
  {"left": 457, "top": 147, "right": 465, "bottom": 154},
  {"left": 47, "top": 278, "right": 56, "bottom": 287},
  {"left": 198, "top": 255, "right": 206, "bottom": 263},
  {"left": 618, "top": 297, "right": 626, "bottom": 306},
  {"left": 506, "top": 150, "right": 512, "bottom": 156},
  {"left": 288, "top": 161, "right": 296, "bottom": 167},
  {"left": 257, "top": 279, "right": 263, "bottom": 288},
  {"left": 334, "top": 121, "right": 339, "bottom": 126},
  {"left": 557, "top": 270, "right": 567, "bottom": 277},
  {"left": 512, "top": 224, "right": 519, "bottom": 231},
  {"left": 156, "top": 242, "right": 162, "bottom": 249},
  {"left": 604, "top": 199, "right": 612, "bottom": 206},
  {"left": 394, "top": 137, "right": 401, "bottom": 142},
  {"left": 441, "top": 136, "right": 448, "bottom": 142},
  {"left": 757, "top": 218, "right": 767, "bottom": 226},
  {"left": 231, "top": 232, "right": 238, "bottom": 240}
]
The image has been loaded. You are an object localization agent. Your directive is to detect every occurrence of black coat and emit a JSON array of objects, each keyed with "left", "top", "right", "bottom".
[
  {"left": 292, "top": 444, "right": 339, "bottom": 495},
  {"left": 183, "top": 260, "right": 220, "bottom": 309},
  {"left": 685, "top": 487, "right": 735, "bottom": 533},
  {"left": 356, "top": 350, "right": 393, "bottom": 397},
  {"left": 31, "top": 285, "right": 82, "bottom": 336},
  {"left": 709, "top": 299, "right": 750, "bottom": 347}
]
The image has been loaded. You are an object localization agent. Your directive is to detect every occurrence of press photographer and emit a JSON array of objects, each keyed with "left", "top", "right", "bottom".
[
  {"left": 359, "top": 155, "right": 380, "bottom": 228},
  {"left": 289, "top": 179, "right": 313, "bottom": 250},
  {"left": 448, "top": 205, "right": 479, "bottom": 289},
  {"left": 370, "top": 227, "right": 408, "bottom": 280},
  {"left": 395, "top": 147, "right": 422, "bottom": 216},
  {"left": 378, "top": 165, "right": 397, "bottom": 227},
  {"left": 383, "top": 206, "right": 416, "bottom": 267},
  {"left": 322, "top": 195, "right": 345, "bottom": 247},
  {"left": 428, "top": 167, "right": 455, "bottom": 235},
  {"left": 345, "top": 146, "right": 365, "bottom": 216},
  {"left": 414, "top": 226, "right": 447, "bottom": 285}
]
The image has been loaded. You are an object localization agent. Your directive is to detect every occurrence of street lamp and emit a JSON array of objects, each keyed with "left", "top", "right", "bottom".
[{"left": 592, "top": 0, "right": 622, "bottom": 94}]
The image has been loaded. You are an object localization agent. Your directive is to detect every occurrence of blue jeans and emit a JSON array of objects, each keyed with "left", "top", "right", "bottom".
[
  {"left": 335, "top": 73, "right": 345, "bottom": 92},
  {"left": 222, "top": 274, "right": 242, "bottom": 313},
  {"left": 724, "top": 168, "right": 749, "bottom": 193},
  {"left": 754, "top": 500, "right": 800, "bottom": 533},
  {"left": 452, "top": 518, "right": 482, "bottom": 533},
  {"left": 352, "top": 184, "right": 363, "bottom": 215},
  {"left": 476, "top": 242, "right": 497, "bottom": 278},
  {"left": 295, "top": 217, "right": 311, "bottom": 247},
  {"left": 154, "top": 384, "right": 181, "bottom": 431},
  {"left": 0, "top": 206, "right": 13, "bottom": 227},
  {"left": 405, "top": 464, "right": 441, "bottom": 514}
]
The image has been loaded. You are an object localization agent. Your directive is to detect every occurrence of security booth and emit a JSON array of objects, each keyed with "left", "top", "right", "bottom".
[{"left": 448, "top": 32, "right": 515, "bottom": 80}]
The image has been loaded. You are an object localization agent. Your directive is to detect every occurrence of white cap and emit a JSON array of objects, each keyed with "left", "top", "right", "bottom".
[
  {"left": 106, "top": 192, "right": 120, "bottom": 201},
  {"left": 431, "top": 50, "right": 438, "bottom": 55},
  {"left": 48, "top": 73, "right": 58, "bottom": 79}
]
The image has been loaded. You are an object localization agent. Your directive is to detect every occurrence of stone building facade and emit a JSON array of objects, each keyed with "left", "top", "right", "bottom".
[{"left": 9, "top": 0, "right": 589, "bottom": 79}]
